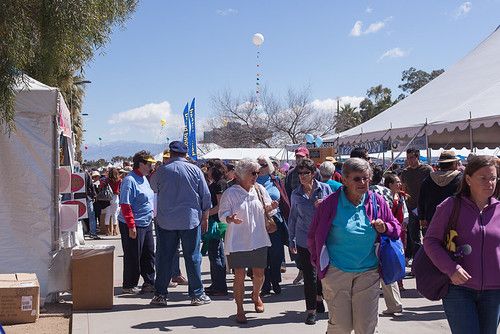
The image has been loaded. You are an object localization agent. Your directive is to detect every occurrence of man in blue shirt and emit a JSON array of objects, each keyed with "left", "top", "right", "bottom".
[{"left": 149, "top": 141, "right": 212, "bottom": 306}]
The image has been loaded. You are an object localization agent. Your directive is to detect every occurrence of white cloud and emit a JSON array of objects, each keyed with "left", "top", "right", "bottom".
[
  {"left": 350, "top": 21, "right": 363, "bottom": 36},
  {"left": 107, "top": 101, "right": 186, "bottom": 142},
  {"left": 309, "top": 96, "right": 365, "bottom": 111},
  {"left": 349, "top": 17, "right": 392, "bottom": 37},
  {"left": 379, "top": 47, "right": 409, "bottom": 61},
  {"left": 366, "top": 6, "right": 373, "bottom": 13},
  {"left": 365, "top": 21, "right": 385, "bottom": 34},
  {"left": 216, "top": 8, "right": 238, "bottom": 16},
  {"left": 454, "top": 2, "right": 472, "bottom": 18}
]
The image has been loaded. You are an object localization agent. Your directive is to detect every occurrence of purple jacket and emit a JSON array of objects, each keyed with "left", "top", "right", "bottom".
[
  {"left": 424, "top": 196, "right": 500, "bottom": 291},
  {"left": 307, "top": 189, "right": 401, "bottom": 279}
]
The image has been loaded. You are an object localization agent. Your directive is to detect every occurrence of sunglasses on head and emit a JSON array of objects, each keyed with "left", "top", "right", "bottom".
[{"left": 352, "top": 176, "right": 370, "bottom": 183}]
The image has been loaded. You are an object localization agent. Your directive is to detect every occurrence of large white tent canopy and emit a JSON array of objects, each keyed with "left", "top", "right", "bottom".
[{"left": 326, "top": 25, "right": 500, "bottom": 150}]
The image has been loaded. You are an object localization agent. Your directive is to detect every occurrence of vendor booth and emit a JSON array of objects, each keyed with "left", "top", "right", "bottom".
[{"left": 0, "top": 75, "right": 75, "bottom": 302}]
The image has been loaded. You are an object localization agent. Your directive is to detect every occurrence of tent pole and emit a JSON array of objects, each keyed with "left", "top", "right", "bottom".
[
  {"left": 384, "top": 123, "right": 427, "bottom": 174},
  {"left": 425, "top": 119, "right": 431, "bottom": 163},
  {"left": 469, "top": 111, "right": 474, "bottom": 152}
]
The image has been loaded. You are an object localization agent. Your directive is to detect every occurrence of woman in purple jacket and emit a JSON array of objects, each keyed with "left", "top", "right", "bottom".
[
  {"left": 424, "top": 155, "right": 500, "bottom": 334},
  {"left": 308, "top": 158, "right": 400, "bottom": 334}
]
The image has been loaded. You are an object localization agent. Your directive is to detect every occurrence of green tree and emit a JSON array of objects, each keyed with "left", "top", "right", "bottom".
[
  {"left": 398, "top": 67, "right": 444, "bottom": 95},
  {"left": 0, "top": 0, "right": 137, "bottom": 158},
  {"left": 335, "top": 103, "right": 362, "bottom": 132},
  {"left": 359, "top": 85, "right": 394, "bottom": 122}
]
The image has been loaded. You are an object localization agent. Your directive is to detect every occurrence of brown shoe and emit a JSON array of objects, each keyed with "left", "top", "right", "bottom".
[{"left": 171, "top": 275, "right": 188, "bottom": 285}]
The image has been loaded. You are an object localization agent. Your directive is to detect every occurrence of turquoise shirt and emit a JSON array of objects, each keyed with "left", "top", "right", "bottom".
[
  {"left": 326, "top": 179, "right": 342, "bottom": 192},
  {"left": 326, "top": 188, "right": 378, "bottom": 272}
]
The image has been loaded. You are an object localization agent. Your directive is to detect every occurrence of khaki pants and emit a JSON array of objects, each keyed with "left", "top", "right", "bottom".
[
  {"left": 381, "top": 281, "right": 402, "bottom": 312},
  {"left": 322, "top": 266, "right": 380, "bottom": 334}
]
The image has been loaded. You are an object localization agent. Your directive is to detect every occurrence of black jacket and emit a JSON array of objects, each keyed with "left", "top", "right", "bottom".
[{"left": 418, "top": 170, "right": 462, "bottom": 222}]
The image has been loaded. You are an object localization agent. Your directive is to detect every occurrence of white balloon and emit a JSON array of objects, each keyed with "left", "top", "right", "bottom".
[{"left": 252, "top": 33, "right": 264, "bottom": 46}]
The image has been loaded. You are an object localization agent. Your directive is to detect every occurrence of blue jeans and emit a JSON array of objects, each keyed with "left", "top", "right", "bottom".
[
  {"left": 208, "top": 238, "right": 227, "bottom": 292},
  {"left": 155, "top": 225, "right": 204, "bottom": 298},
  {"left": 86, "top": 199, "right": 97, "bottom": 235},
  {"left": 443, "top": 285, "right": 500, "bottom": 334},
  {"left": 262, "top": 229, "right": 285, "bottom": 292}
]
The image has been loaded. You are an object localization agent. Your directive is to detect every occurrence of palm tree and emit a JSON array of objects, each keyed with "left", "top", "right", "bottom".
[{"left": 336, "top": 103, "right": 362, "bottom": 133}]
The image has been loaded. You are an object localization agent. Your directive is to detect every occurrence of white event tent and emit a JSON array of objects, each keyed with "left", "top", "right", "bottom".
[
  {"left": 200, "top": 148, "right": 288, "bottom": 161},
  {"left": 0, "top": 75, "right": 74, "bottom": 302},
  {"left": 326, "top": 25, "right": 500, "bottom": 150}
]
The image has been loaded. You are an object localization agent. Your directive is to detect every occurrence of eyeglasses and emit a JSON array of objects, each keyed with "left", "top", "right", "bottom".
[
  {"left": 250, "top": 171, "right": 259, "bottom": 176},
  {"left": 259, "top": 163, "right": 268, "bottom": 168},
  {"left": 298, "top": 171, "right": 312, "bottom": 176},
  {"left": 351, "top": 176, "right": 370, "bottom": 183}
]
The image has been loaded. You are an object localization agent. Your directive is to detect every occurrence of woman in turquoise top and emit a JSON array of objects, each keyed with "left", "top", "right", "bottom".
[
  {"left": 257, "top": 155, "right": 286, "bottom": 296},
  {"left": 319, "top": 158, "right": 398, "bottom": 334}
]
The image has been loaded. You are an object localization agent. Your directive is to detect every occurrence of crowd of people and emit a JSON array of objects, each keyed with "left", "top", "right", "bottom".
[{"left": 81, "top": 142, "right": 500, "bottom": 333}]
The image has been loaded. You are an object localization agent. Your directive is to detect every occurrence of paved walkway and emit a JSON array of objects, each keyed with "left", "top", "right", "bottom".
[{"left": 73, "top": 236, "right": 452, "bottom": 334}]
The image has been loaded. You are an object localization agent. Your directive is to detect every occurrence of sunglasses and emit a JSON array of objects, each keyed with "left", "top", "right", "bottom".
[
  {"left": 298, "top": 171, "right": 312, "bottom": 176},
  {"left": 259, "top": 163, "right": 268, "bottom": 168},
  {"left": 250, "top": 171, "right": 259, "bottom": 176},
  {"left": 352, "top": 176, "right": 370, "bottom": 183}
]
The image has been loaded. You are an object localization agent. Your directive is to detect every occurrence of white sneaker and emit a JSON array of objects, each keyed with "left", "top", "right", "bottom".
[{"left": 191, "top": 293, "right": 211, "bottom": 306}]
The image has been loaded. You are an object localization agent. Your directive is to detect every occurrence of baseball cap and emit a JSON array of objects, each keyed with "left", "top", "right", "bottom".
[
  {"left": 295, "top": 146, "right": 309, "bottom": 157},
  {"left": 169, "top": 141, "right": 188, "bottom": 154}
]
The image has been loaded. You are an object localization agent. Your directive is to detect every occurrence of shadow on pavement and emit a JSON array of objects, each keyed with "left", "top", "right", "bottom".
[{"left": 131, "top": 310, "right": 322, "bottom": 330}]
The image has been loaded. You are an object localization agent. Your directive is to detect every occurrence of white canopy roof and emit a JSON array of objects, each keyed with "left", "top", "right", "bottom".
[
  {"left": 201, "top": 148, "right": 288, "bottom": 160},
  {"left": 328, "top": 26, "right": 500, "bottom": 149}
]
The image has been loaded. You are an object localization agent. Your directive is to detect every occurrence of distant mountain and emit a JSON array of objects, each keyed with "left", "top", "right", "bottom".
[{"left": 83, "top": 141, "right": 167, "bottom": 161}]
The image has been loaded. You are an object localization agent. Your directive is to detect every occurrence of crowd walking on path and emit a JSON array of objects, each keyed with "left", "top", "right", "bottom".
[{"left": 81, "top": 143, "right": 500, "bottom": 334}]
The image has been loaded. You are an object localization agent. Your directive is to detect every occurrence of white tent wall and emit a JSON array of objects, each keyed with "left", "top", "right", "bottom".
[
  {"left": 0, "top": 77, "right": 66, "bottom": 302},
  {"left": 326, "top": 26, "right": 500, "bottom": 149}
]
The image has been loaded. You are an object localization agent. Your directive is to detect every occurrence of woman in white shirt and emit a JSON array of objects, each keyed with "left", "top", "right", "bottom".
[{"left": 219, "top": 158, "right": 278, "bottom": 324}]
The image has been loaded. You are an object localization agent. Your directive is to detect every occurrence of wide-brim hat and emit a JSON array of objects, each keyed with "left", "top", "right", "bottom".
[{"left": 438, "top": 150, "right": 460, "bottom": 163}]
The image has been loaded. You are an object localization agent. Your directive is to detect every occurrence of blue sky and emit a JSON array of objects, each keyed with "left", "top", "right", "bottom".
[{"left": 81, "top": 0, "right": 500, "bottom": 148}]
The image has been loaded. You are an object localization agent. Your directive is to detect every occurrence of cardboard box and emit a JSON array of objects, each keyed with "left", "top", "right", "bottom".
[
  {"left": 0, "top": 273, "right": 40, "bottom": 325},
  {"left": 72, "top": 245, "right": 114, "bottom": 310}
]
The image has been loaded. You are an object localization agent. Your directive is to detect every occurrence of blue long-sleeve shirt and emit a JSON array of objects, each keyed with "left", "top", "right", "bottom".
[
  {"left": 288, "top": 180, "right": 332, "bottom": 249},
  {"left": 150, "top": 157, "right": 211, "bottom": 230}
]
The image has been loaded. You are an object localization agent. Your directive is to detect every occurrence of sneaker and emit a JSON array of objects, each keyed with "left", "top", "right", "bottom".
[
  {"left": 150, "top": 295, "right": 168, "bottom": 306},
  {"left": 90, "top": 234, "right": 102, "bottom": 240},
  {"left": 305, "top": 312, "right": 316, "bottom": 325},
  {"left": 140, "top": 284, "right": 155, "bottom": 294},
  {"left": 272, "top": 283, "right": 281, "bottom": 295},
  {"left": 191, "top": 293, "right": 211, "bottom": 306},
  {"left": 205, "top": 289, "right": 228, "bottom": 296},
  {"left": 122, "top": 287, "right": 141, "bottom": 294},
  {"left": 168, "top": 281, "right": 178, "bottom": 288},
  {"left": 171, "top": 275, "right": 188, "bottom": 285},
  {"left": 260, "top": 290, "right": 272, "bottom": 297},
  {"left": 293, "top": 270, "right": 304, "bottom": 285}
]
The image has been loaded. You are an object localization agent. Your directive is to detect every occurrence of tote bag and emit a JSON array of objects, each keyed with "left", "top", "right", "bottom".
[{"left": 373, "top": 194, "right": 406, "bottom": 285}]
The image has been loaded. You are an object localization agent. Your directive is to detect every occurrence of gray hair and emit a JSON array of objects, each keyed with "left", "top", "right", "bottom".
[
  {"left": 319, "top": 161, "right": 336, "bottom": 179},
  {"left": 257, "top": 155, "right": 275, "bottom": 174},
  {"left": 342, "top": 158, "right": 372, "bottom": 178},
  {"left": 235, "top": 158, "right": 260, "bottom": 179}
]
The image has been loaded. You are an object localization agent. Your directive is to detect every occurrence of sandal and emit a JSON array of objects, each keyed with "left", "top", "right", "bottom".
[
  {"left": 251, "top": 292, "right": 264, "bottom": 313},
  {"left": 236, "top": 313, "right": 247, "bottom": 324}
]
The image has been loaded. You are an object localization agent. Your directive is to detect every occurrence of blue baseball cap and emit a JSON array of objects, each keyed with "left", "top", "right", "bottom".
[{"left": 169, "top": 141, "right": 188, "bottom": 154}]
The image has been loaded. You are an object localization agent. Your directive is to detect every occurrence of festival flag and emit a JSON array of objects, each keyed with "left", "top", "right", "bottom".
[
  {"left": 188, "top": 98, "right": 198, "bottom": 160},
  {"left": 182, "top": 102, "right": 189, "bottom": 146}
]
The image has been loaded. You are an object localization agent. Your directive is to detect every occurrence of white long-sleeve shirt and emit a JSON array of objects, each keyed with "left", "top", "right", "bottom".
[{"left": 218, "top": 184, "right": 273, "bottom": 254}]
